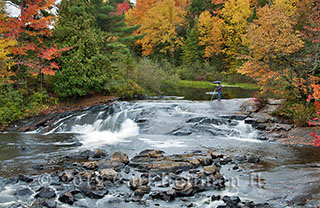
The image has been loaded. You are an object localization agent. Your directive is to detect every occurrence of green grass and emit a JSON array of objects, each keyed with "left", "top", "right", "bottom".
[{"left": 179, "top": 80, "right": 259, "bottom": 90}]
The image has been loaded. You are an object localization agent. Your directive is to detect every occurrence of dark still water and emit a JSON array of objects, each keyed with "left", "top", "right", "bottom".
[{"left": 163, "top": 86, "right": 257, "bottom": 100}]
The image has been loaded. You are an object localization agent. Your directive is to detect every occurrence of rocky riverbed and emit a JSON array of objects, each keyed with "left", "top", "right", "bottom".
[
  {"left": 1, "top": 98, "right": 320, "bottom": 208},
  {"left": 2, "top": 149, "right": 267, "bottom": 208}
]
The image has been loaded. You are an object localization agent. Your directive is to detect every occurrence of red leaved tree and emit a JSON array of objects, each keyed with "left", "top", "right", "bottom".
[
  {"left": 305, "top": 0, "right": 320, "bottom": 146},
  {"left": 0, "top": 0, "right": 71, "bottom": 85},
  {"left": 115, "top": 0, "right": 131, "bottom": 15}
]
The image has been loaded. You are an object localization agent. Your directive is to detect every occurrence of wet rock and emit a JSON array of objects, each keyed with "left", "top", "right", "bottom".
[
  {"left": 269, "top": 124, "right": 294, "bottom": 132},
  {"left": 33, "top": 198, "right": 57, "bottom": 208},
  {"left": 220, "top": 157, "right": 232, "bottom": 165},
  {"left": 171, "top": 127, "right": 193, "bottom": 136},
  {"left": 211, "top": 195, "right": 221, "bottom": 201},
  {"left": 135, "top": 149, "right": 164, "bottom": 159},
  {"left": 100, "top": 168, "right": 119, "bottom": 181},
  {"left": 173, "top": 181, "right": 194, "bottom": 196},
  {"left": 16, "top": 188, "right": 33, "bottom": 196},
  {"left": 129, "top": 177, "right": 149, "bottom": 191},
  {"left": 255, "top": 124, "right": 267, "bottom": 131},
  {"left": 32, "top": 164, "right": 45, "bottom": 170},
  {"left": 240, "top": 100, "right": 259, "bottom": 115},
  {"left": 99, "top": 160, "right": 125, "bottom": 171},
  {"left": 59, "top": 171, "right": 73, "bottom": 183},
  {"left": 223, "top": 195, "right": 241, "bottom": 207},
  {"left": 189, "top": 169, "right": 200, "bottom": 174},
  {"left": 111, "top": 151, "right": 129, "bottom": 164},
  {"left": 79, "top": 185, "right": 108, "bottom": 199},
  {"left": 150, "top": 190, "right": 176, "bottom": 201},
  {"left": 219, "top": 115, "right": 247, "bottom": 120},
  {"left": 244, "top": 118, "right": 256, "bottom": 125},
  {"left": 199, "top": 155, "right": 213, "bottom": 166},
  {"left": 247, "top": 155, "right": 260, "bottom": 163},
  {"left": 235, "top": 155, "right": 247, "bottom": 163},
  {"left": 58, "top": 192, "right": 75, "bottom": 205},
  {"left": 18, "top": 174, "right": 33, "bottom": 183},
  {"left": 124, "top": 166, "right": 130, "bottom": 174},
  {"left": 187, "top": 117, "right": 207, "bottom": 123},
  {"left": 66, "top": 150, "right": 91, "bottom": 160},
  {"left": 190, "top": 158, "right": 201, "bottom": 166},
  {"left": 232, "top": 165, "right": 239, "bottom": 170},
  {"left": 250, "top": 113, "right": 276, "bottom": 123},
  {"left": 35, "top": 187, "right": 56, "bottom": 199},
  {"left": 187, "top": 203, "right": 194, "bottom": 207},
  {"left": 153, "top": 174, "right": 162, "bottom": 182},
  {"left": 93, "top": 149, "right": 106, "bottom": 158},
  {"left": 134, "top": 186, "right": 151, "bottom": 197},
  {"left": 203, "top": 165, "right": 219, "bottom": 175},
  {"left": 82, "top": 161, "right": 99, "bottom": 170}
]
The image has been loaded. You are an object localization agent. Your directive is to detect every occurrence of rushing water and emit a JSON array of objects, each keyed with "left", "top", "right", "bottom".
[{"left": 1, "top": 98, "right": 320, "bottom": 207}]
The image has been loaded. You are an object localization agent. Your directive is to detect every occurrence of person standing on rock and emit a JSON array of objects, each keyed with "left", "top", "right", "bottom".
[{"left": 217, "top": 83, "right": 222, "bottom": 101}]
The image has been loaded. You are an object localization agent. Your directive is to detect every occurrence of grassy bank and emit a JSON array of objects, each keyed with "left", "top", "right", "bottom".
[{"left": 179, "top": 80, "right": 259, "bottom": 90}]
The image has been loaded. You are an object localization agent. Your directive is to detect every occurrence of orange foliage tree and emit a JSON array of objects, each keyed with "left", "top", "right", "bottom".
[
  {"left": 238, "top": 5, "right": 308, "bottom": 97},
  {"left": 0, "top": 0, "right": 70, "bottom": 77}
]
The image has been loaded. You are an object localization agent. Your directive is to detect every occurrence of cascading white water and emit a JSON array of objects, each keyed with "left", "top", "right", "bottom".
[
  {"left": 43, "top": 104, "right": 140, "bottom": 148},
  {"left": 74, "top": 119, "right": 139, "bottom": 148}
]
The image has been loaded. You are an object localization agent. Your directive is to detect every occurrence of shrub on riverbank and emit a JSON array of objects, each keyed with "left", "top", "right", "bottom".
[
  {"left": 274, "top": 100, "right": 317, "bottom": 127},
  {"left": 0, "top": 85, "right": 57, "bottom": 125}
]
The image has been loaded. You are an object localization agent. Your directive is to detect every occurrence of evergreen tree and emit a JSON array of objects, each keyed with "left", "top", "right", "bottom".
[
  {"left": 181, "top": 24, "right": 202, "bottom": 65},
  {"left": 91, "top": 0, "right": 143, "bottom": 56},
  {"left": 52, "top": 0, "right": 112, "bottom": 98}
]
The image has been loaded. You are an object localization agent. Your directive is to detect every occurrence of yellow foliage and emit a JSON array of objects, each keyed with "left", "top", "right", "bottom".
[
  {"left": 135, "top": 0, "right": 186, "bottom": 55},
  {"left": 273, "top": 0, "right": 297, "bottom": 18},
  {"left": 198, "top": 11, "right": 224, "bottom": 58},
  {"left": 0, "top": 2, "right": 17, "bottom": 84},
  {"left": 220, "top": 0, "right": 252, "bottom": 71}
]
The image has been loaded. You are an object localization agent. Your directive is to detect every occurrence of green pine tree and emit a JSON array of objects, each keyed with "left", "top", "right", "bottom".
[
  {"left": 181, "top": 24, "right": 203, "bottom": 66},
  {"left": 52, "top": 0, "right": 112, "bottom": 98},
  {"left": 91, "top": 0, "right": 143, "bottom": 56}
]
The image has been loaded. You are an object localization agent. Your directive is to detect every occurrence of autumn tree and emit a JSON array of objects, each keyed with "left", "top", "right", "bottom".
[
  {"left": 0, "top": 0, "right": 70, "bottom": 91},
  {"left": 238, "top": 5, "right": 305, "bottom": 97},
  {"left": 220, "top": 0, "right": 251, "bottom": 71},
  {"left": 134, "top": 0, "right": 187, "bottom": 56},
  {"left": 0, "top": 1, "right": 17, "bottom": 85},
  {"left": 198, "top": 10, "right": 224, "bottom": 59}
]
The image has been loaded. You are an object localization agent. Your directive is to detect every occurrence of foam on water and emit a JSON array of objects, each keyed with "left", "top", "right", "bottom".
[
  {"left": 139, "top": 137, "right": 187, "bottom": 148},
  {"left": 74, "top": 119, "right": 139, "bottom": 148}
]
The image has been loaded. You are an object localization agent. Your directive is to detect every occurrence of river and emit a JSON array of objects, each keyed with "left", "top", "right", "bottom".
[{"left": 0, "top": 97, "right": 320, "bottom": 207}]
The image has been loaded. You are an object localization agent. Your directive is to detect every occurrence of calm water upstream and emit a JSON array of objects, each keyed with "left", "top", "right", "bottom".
[{"left": 0, "top": 93, "right": 320, "bottom": 207}]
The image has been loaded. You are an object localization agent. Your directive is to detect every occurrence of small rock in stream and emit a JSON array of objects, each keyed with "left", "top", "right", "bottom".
[
  {"left": 111, "top": 151, "right": 129, "bottom": 164},
  {"left": 247, "top": 155, "right": 260, "bottom": 163},
  {"left": 35, "top": 187, "right": 56, "bottom": 199},
  {"left": 18, "top": 174, "right": 33, "bottom": 183},
  {"left": 58, "top": 192, "right": 75, "bottom": 205},
  {"left": 16, "top": 188, "right": 33, "bottom": 196}
]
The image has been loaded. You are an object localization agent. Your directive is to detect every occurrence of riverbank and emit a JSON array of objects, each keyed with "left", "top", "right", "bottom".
[
  {"left": 240, "top": 98, "right": 319, "bottom": 146},
  {"left": 0, "top": 94, "right": 118, "bottom": 132}
]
